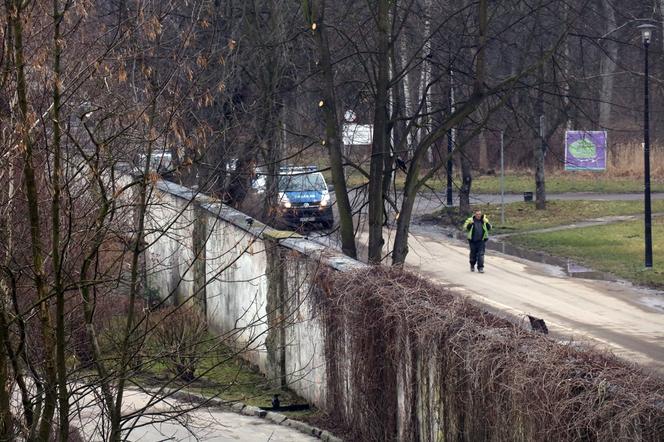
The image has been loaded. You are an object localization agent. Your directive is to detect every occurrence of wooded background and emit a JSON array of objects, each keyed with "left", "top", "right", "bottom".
[{"left": 1, "top": 0, "right": 663, "bottom": 440}]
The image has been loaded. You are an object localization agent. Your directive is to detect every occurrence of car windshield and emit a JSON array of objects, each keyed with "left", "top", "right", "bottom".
[{"left": 279, "top": 173, "right": 325, "bottom": 192}]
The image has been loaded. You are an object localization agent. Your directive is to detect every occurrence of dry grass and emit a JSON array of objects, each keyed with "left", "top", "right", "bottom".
[
  {"left": 607, "top": 142, "right": 664, "bottom": 177},
  {"left": 314, "top": 267, "right": 664, "bottom": 441}
]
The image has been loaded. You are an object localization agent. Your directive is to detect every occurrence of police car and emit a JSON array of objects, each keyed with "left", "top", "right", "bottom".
[{"left": 254, "top": 166, "right": 334, "bottom": 229}]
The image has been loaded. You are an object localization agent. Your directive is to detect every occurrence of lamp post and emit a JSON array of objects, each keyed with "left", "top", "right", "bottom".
[{"left": 638, "top": 23, "right": 655, "bottom": 268}]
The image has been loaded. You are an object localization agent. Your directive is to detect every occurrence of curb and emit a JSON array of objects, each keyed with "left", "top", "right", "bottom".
[{"left": 144, "top": 387, "right": 343, "bottom": 441}]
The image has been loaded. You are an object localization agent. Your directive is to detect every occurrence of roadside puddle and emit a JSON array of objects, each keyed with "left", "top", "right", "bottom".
[
  {"left": 416, "top": 223, "right": 618, "bottom": 281},
  {"left": 640, "top": 296, "right": 664, "bottom": 313},
  {"left": 488, "top": 239, "right": 615, "bottom": 281}
]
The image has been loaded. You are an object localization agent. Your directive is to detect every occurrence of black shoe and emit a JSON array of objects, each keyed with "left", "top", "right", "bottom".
[
  {"left": 470, "top": 265, "right": 475, "bottom": 272},
  {"left": 478, "top": 268, "right": 484, "bottom": 273}
]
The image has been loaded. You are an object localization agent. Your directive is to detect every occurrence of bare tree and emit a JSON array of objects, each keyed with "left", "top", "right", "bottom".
[{"left": 304, "top": 0, "right": 358, "bottom": 258}]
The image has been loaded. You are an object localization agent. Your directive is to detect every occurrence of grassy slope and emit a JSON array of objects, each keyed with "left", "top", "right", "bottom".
[
  {"left": 471, "top": 173, "right": 664, "bottom": 193},
  {"left": 434, "top": 200, "right": 664, "bottom": 288},
  {"left": 508, "top": 218, "right": 664, "bottom": 288},
  {"left": 137, "top": 343, "right": 318, "bottom": 418},
  {"left": 341, "top": 172, "right": 664, "bottom": 193},
  {"left": 434, "top": 200, "right": 664, "bottom": 234}
]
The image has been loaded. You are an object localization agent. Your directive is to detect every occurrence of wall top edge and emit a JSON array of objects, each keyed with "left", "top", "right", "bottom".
[{"left": 153, "top": 179, "right": 367, "bottom": 273}]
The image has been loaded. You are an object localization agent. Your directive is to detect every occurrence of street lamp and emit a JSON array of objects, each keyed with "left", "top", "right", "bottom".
[{"left": 638, "top": 23, "right": 656, "bottom": 268}]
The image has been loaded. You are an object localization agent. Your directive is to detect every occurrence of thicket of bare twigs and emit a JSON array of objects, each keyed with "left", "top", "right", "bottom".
[{"left": 314, "top": 267, "right": 664, "bottom": 441}]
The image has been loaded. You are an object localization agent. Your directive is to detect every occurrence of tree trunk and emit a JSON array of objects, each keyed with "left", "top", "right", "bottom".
[
  {"left": 598, "top": 0, "right": 617, "bottom": 131},
  {"left": 534, "top": 119, "right": 547, "bottom": 210},
  {"left": 382, "top": 44, "right": 396, "bottom": 222},
  {"left": 459, "top": 153, "right": 472, "bottom": 213},
  {"left": 392, "top": 161, "right": 420, "bottom": 265},
  {"left": 77, "top": 185, "right": 116, "bottom": 434},
  {"left": 251, "top": 2, "right": 285, "bottom": 225},
  {"left": 264, "top": 131, "right": 281, "bottom": 224},
  {"left": 112, "top": 175, "right": 148, "bottom": 442},
  {"left": 392, "top": 0, "right": 488, "bottom": 264},
  {"left": 392, "top": 87, "right": 485, "bottom": 265},
  {"left": 367, "top": 0, "right": 391, "bottom": 264},
  {"left": 0, "top": 158, "right": 36, "bottom": 430},
  {"left": 478, "top": 123, "right": 488, "bottom": 171},
  {"left": 10, "top": 2, "right": 58, "bottom": 439},
  {"left": 51, "top": 1, "right": 70, "bottom": 439},
  {"left": 563, "top": 1, "right": 573, "bottom": 130},
  {"left": 474, "top": 42, "right": 488, "bottom": 171},
  {"left": 416, "top": 0, "right": 433, "bottom": 163},
  {"left": 310, "top": 0, "right": 357, "bottom": 258},
  {"left": 399, "top": 32, "right": 414, "bottom": 157},
  {"left": 460, "top": 0, "right": 487, "bottom": 214},
  {"left": 0, "top": 299, "right": 11, "bottom": 439},
  {"left": 661, "top": 0, "right": 664, "bottom": 55},
  {"left": 476, "top": 60, "right": 488, "bottom": 172},
  {"left": 0, "top": 97, "right": 15, "bottom": 442},
  {"left": 535, "top": 42, "right": 547, "bottom": 210}
]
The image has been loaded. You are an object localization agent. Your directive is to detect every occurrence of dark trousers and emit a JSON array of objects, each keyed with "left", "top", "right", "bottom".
[{"left": 469, "top": 240, "right": 486, "bottom": 269}]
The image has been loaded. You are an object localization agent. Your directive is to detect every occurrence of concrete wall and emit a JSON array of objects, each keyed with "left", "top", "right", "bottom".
[
  {"left": 202, "top": 201, "right": 270, "bottom": 373},
  {"left": 144, "top": 182, "right": 198, "bottom": 305},
  {"left": 142, "top": 179, "right": 664, "bottom": 441},
  {"left": 143, "top": 180, "right": 358, "bottom": 407}
]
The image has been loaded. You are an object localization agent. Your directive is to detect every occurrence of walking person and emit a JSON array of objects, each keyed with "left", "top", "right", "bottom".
[{"left": 463, "top": 210, "right": 492, "bottom": 273}]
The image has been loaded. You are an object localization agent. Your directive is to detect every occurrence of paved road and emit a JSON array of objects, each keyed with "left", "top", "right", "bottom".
[
  {"left": 309, "top": 192, "right": 664, "bottom": 372},
  {"left": 403, "top": 224, "right": 664, "bottom": 373},
  {"left": 70, "top": 390, "right": 319, "bottom": 442},
  {"left": 312, "top": 191, "right": 664, "bottom": 373}
]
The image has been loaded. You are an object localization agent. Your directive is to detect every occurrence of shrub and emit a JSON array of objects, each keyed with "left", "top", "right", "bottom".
[
  {"left": 98, "top": 315, "right": 148, "bottom": 372},
  {"left": 148, "top": 305, "right": 207, "bottom": 382},
  {"left": 70, "top": 294, "right": 139, "bottom": 369},
  {"left": 315, "top": 267, "right": 664, "bottom": 441}
]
